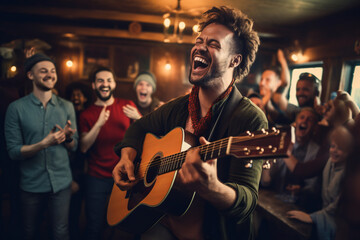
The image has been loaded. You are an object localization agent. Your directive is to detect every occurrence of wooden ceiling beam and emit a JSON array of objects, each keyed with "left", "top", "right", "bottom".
[
  {"left": 0, "top": 22, "right": 196, "bottom": 44},
  {"left": 0, "top": 5, "right": 288, "bottom": 38},
  {"left": 0, "top": 6, "right": 198, "bottom": 26}
]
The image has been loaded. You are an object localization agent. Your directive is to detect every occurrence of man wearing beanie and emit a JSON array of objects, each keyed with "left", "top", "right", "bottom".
[
  {"left": 123, "top": 71, "right": 163, "bottom": 120},
  {"left": 5, "top": 53, "right": 78, "bottom": 240}
]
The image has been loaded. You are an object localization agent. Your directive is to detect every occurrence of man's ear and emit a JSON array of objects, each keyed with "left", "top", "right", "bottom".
[
  {"left": 230, "top": 54, "right": 242, "bottom": 68},
  {"left": 27, "top": 71, "right": 33, "bottom": 80},
  {"left": 92, "top": 82, "right": 95, "bottom": 90}
]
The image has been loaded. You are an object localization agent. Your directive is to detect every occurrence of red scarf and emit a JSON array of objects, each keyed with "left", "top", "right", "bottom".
[{"left": 188, "top": 85, "right": 233, "bottom": 136}]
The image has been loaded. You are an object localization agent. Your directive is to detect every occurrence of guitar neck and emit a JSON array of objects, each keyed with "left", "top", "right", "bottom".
[
  {"left": 147, "top": 127, "right": 291, "bottom": 177},
  {"left": 157, "top": 138, "right": 230, "bottom": 175}
]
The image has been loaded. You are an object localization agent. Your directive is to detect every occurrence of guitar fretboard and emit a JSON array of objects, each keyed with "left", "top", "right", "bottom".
[{"left": 157, "top": 138, "right": 230, "bottom": 175}]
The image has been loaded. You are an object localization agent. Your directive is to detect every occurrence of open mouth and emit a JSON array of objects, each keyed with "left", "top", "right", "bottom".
[
  {"left": 194, "top": 56, "right": 209, "bottom": 69},
  {"left": 99, "top": 87, "right": 110, "bottom": 94},
  {"left": 43, "top": 77, "right": 54, "bottom": 82},
  {"left": 298, "top": 124, "right": 307, "bottom": 131}
]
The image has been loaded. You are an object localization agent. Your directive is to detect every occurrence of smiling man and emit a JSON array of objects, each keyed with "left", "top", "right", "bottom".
[
  {"left": 5, "top": 53, "right": 78, "bottom": 240},
  {"left": 123, "top": 71, "right": 163, "bottom": 120},
  {"left": 112, "top": 6, "right": 267, "bottom": 240},
  {"left": 268, "top": 72, "right": 322, "bottom": 125},
  {"left": 78, "top": 67, "right": 137, "bottom": 240}
]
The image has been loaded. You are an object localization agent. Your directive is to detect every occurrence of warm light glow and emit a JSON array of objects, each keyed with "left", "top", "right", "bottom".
[
  {"left": 164, "top": 18, "right": 171, "bottom": 28},
  {"left": 179, "top": 21, "right": 186, "bottom": 31},
  {"left": 66, "top": 60, "right": 73, "bottom": 68},
  {"left": 291, "top": 53, "right": 299, "bottom": 62},
  {"left": 10, "top": 66, "right": 17, "bottom": 72},
  {"left": 192, "top": 24, "right": 199, "bottom": 33},
  {"left": 165, "top": 62, "right": 171, "bottom": 70}
]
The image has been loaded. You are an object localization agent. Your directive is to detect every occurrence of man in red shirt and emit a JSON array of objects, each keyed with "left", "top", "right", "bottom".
[{"left": 79, "top": 67, "right": 136, "bottom": 240}]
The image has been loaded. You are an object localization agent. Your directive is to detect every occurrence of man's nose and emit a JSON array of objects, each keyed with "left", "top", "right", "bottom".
[
  {"left": 196, "top": 43, "right": 208, "bottom": 52},
  {"left": 47, "top": 72, "right": 55, "bottom": 78}
]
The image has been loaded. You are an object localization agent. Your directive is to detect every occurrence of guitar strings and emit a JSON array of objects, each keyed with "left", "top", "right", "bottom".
[
  {"left": 134, "top": 133, "right": 280, "bottom": 177},
  {"left": 136, "top": 133, "right": 279, "bottom": 172}
]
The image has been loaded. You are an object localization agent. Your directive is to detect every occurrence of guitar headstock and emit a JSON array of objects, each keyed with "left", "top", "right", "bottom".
[{"left": 229, "top": 126, "right": 293, "bottom": 160}]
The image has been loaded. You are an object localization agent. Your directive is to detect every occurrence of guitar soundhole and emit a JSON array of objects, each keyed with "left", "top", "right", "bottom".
[{"left": 145, "top": 155, "right": 161, "bottom": 186}]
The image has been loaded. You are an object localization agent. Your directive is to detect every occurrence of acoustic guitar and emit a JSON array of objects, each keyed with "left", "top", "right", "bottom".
[{"left": 107, "top": 126, "right": 292, "bottom": 233}]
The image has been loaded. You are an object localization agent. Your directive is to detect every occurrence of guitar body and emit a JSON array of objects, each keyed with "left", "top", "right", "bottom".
[
  {"left": 107, "top": 126, "right": 292, "bottom": 234},
  {"left": 107, "top": 127, "right": 196, "bottom": 233}
]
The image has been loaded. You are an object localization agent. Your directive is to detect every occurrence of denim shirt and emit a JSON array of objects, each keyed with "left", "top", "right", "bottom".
[{"left": 5, "top": 93, "right": 78, "bottom": 193}]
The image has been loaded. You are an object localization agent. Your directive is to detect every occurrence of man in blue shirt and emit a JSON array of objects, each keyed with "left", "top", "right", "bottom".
[{"left": 4, "top": 53, "right": 78, "bottom": 240}]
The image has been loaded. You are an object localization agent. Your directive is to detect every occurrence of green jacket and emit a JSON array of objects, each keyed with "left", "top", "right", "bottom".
[{"left": 115, "top": 87, "right": 268, "bottom": 240}]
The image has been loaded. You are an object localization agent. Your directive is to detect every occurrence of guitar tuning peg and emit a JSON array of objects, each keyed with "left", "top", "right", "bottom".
[
  {"left": 245, "top": 160, "right": 253, "bottom": 168},
  {"left": 273, "top": 159, "right": 277, "bottom": 164},
  {"left": 263, "top": 160, "right": 271, "bottom": 169},
  {"left": 261, "top": 128, "right": 269, "bottom": 135}
]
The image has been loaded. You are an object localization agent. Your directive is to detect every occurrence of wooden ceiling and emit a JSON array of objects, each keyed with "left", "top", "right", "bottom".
[{"left": 0, "top": 0, "right": 359, "bottom": 44}]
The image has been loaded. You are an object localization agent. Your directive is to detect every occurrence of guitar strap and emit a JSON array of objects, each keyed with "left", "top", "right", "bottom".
[{"left": 207, "top": 87, "right": 243, "bottom": 142}]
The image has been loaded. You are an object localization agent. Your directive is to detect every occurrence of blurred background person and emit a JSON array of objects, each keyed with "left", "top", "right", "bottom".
[
  {"left": 287, "top": 126, "right": 355, "bottom": 240},
  {"left": 123, "top": 71, "right": 163, "bottom": 120}
]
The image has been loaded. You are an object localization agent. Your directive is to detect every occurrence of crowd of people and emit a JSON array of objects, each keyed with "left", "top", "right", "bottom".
[
  {"left": 1, "top": 5, "right": 359, "bottom": 240},
  {"left": 254, "top": 51, "right": 360, "bottom": 240}
]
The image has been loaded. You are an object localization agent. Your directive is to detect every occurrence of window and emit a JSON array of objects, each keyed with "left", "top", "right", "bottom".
[
  {"left": 348, "top": 64, "right": 360, "bottom": 107},
  {"left": 288, "top": 66, "right": 323, "bottom": 106}
]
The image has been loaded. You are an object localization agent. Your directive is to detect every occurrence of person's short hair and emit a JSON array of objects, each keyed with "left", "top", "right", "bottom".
[
  {"left": 90, "top": 67, "right": 115, "bottom": 82},
  {"left": 296, "top": 107, "right": 321, "bottom": 122},
  {"left": 298, "top": 72, "right": 321, "bottom": 96},
  {"left": 268, "top": 66, "right": 281, "bottom": 79},
  {"left": 198, "top": 6, "right": 260, "bottom": 81}
]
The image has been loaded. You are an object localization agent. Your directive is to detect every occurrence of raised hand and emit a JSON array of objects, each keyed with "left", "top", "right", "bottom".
[
  {"left": 277, "top": 49, "right": 287, "bottom": 65},
  {"left": 122, "top": 104, "right": 142, "bottom": 120},
  {"left": 96, "top": 105, "right": 110, "bottom": 127}
]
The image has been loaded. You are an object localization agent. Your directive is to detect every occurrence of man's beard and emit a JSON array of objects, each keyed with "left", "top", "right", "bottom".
[
  {"left": 298, "top": 97, "right": 314, "bottom": 107},
  {"left": 188, "top": 61, "right": 226, "bottom": 87},
  {"left": 34, "top": 79, "right": 53, "bottom": 92},
  {"left": 95, "top": 88, "right": 114, "bottom": 101}
]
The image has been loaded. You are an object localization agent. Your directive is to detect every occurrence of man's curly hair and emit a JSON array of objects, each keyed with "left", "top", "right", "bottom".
[{"left": 198, "top": 6, "right": 260, "bottom": 81}]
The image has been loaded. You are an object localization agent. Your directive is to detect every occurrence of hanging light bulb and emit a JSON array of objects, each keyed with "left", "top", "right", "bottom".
[
  {"left": 10, "top": 66, "right": 17, "bottom": 72},
  {"left": 165, "top": 61, "right": 172, "bottom": 70},
  {"left": 66, "top": 60, "right": 73, "bottom": 68},
  {"left": 192, "top": 24, "right": 199, "bottom": 33},
  {"left": 164, "top": 18, "right": 171, "bottom": 28},
  {"left": 179, "top": 21, "right": 186, "bottom": 31},
  {"left": 291, "top": 53, "right": 299, "bottom": 62}
]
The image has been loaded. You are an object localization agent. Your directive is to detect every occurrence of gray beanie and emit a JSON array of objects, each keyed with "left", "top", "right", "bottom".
[
  {"left": 24, "top": 53, "right": 55, "bottom": 73},
  {"left": 133, "top": 71, "right": 157, "bottom": 92}
]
